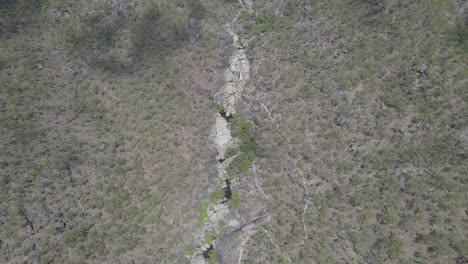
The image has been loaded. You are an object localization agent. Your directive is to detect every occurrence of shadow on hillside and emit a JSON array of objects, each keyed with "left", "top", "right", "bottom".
[{"left": 58, "top": 0, "right": 206, "bottom": 74}]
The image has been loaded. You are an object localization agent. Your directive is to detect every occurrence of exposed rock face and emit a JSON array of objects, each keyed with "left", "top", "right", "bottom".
[
  {"left": 216, "top": 1, "right": 252, "bottom": 117},
  {"left": 216, "top": 231, "right": 242, "bottom": 263},
  {"left": 190, "top": 1, "right": 254, "bottom": 263},
  {"left": 219, "top": 50, "right": 250, "bottom": 116},
  {"left": 214, "top": 115, "right": 233, "bottom": 161},
  {"left": 191, "top": 255, "right": 206, "bottom": 264}
]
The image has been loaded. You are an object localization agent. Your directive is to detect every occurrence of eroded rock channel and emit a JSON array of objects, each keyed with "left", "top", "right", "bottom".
[{"left": 189, "top": 1, "right": 254, "bottom": 263}]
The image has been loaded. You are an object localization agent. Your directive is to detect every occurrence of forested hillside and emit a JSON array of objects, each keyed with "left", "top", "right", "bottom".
[
  {"left": 1, "top": 0, "right": 229, "bottom": 262},
  {"left": 0, "top": 0, "right": 466, "bottom": 263},
  {"left": 240, "top": 0, "right": 467, "bottom": 262}
]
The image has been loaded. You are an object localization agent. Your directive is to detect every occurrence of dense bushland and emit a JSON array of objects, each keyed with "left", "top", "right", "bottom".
[
  {"left": 238, "top": 0, "right": 467, "bottom": 263},
  {"left": 0, "top": 0, "right": 230, "bottom": 262}
]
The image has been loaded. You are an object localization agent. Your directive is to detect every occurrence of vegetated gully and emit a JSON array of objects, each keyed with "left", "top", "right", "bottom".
[{"left": 190, "top": 1, "right": 253, "bottom": 263}]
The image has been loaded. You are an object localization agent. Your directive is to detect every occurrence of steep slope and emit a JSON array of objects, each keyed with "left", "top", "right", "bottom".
[
  {"left": 1, "top": 0, "right": 230, "bottom": 262},
  {"left": 0, "top": 0, "right": 466, "bottom": 263},
  {"left": 237, "top": 0, "right": 467, "bottom": 262},
  {"left": 189, "top": 1, "right": 270, "bottom": 263}
]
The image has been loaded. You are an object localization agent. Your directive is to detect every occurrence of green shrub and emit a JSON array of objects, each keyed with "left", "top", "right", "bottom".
[
  {"left": 453, "top": 18, "right": 468, "bottom": 50},
  {"left": 218, "top": 220, "right": 226, "bottom": 229},
  {"left": 243, "top": 15, "right": 291, "bottom": 36},
  {"left": 210, "top": 190, "right": 224, "bottom": 203},
  {"left": 229, "top": 191, "right": 240, "bottom": 209},
  {"left": 226, "top": 115, "right": 257, "bottom": 177},
  {"left": 186, "top": 246, "right": 194, "bottom": 255},
  {"left": 234, "top": 120, "right": 256, "bottom": 156},
  {"left": 208, "top": 249, "right": 219, "bottom": 264},
  {"left": 224, "top": 146, "right": 238, "bottom": 159},
  {"left": 205, "top": 233, "right": 217, "bottom": 245},
  {"left": 216, "top": 104, "right": 225, "bottom": 113},
  {"left": 197, "top": 201, "right": 209, "bottom": 227},
  {"left": 387, "top": 238, "right": 405, "bottom": 259}
]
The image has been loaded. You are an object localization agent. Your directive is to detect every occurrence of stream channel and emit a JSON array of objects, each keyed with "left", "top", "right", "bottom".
[{"left": 190, "top": 0, "right": 254, "bottom": 263}]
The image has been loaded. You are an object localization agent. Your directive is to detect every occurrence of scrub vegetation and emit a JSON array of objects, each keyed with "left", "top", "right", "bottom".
[
  {"left": 0, "top": 0, "right": 466, "bottom": 263},
  {"left": 240, "top": 0, "right": 467, "bottom": 263},
  {"left": 0, "top": 0, "right": 230, "bottom": 262}
]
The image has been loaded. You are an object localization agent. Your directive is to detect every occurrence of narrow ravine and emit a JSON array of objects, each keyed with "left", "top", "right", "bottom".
[{"left": 190, "top": 1, "right": 254, "bottom": 263}]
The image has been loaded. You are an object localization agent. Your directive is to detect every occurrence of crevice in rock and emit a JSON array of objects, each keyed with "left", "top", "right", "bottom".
[
  {"left": 223, "top": 179, "right": 232, "bottom": 201},
  {"left": 190, "top": 0, "right": 254, "bottom": 262},
  {"left": 202, "top": 245, "right": 214, "bottom": 260},
  {"left": 219, "top": 110, "right": 233, "bottom": 121}
]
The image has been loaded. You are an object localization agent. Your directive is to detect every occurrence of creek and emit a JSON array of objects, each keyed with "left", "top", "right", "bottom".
[{"left": 190, "top": 1, "right": 253, "bottom": 263}]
